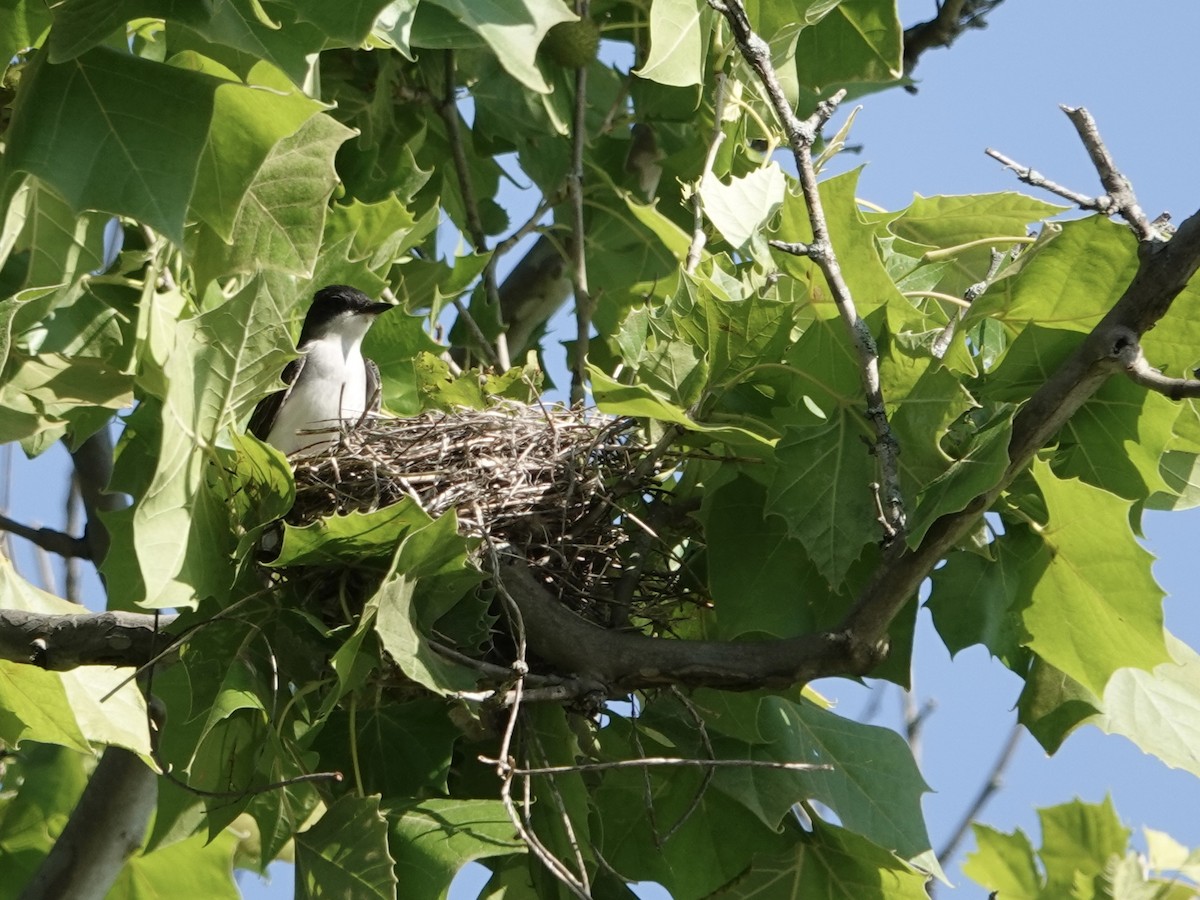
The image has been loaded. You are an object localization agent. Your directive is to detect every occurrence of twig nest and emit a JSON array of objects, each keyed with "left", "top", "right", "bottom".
[{"left": 288, "top": 403, "right": 670, "bottom": 628}]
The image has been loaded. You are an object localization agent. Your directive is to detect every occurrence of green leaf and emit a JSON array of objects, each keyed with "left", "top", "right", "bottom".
[
  {"left": 887, "top": 191, "right": 1066, "bottom": 299},
  {"left": 295, "top": 794, "right": 398, "bottom": 900},
  {"left": 793, "top": 0, "right": 903, "bottom": 90},
  {"left": 372, "top": 513, "right": 482, "bottom": 694},
  {"left": 970, "top": 215, "right": 1134, "bottom": 333},
  {"left": 0, "top": 0, "right": 52, "bottom": 66},
  {"left": 926, "top": 524, "right": 1039, "bottom": 668},
  {"left": 314, "top": 699, "right": 460, "bottom": 799},
  {"left": 106, "top": 279, "right": 294, "bottom": 609},
  {"left": 699, "top": 475, "right": 839, "bottom": 638},
  {"left": 906, "top": 407, "right": 1013, "bottom": 547},
  {"left": 191, "top": 111, "right": 355, "bottom": 283},
  {"left": 424, "top": 0, "right": 575, "bottom": 94},
  {"left": 712, "top": 818, "right": 930, "bottom": 900},
  {"left": 0, "top": 745, "right": 88, "bottom": 888},
  {"left": 1051, "top": 377, "right": 1176, "bottom": 500},
  {"left": 774, "top": 169, "right": 905, "bottom": 318},
  {"left": 1016, "top": 655, "right": 1101, "bottom": 754},
  {"left": 635, "top": 0, "right": 709, "bottom": 88},
  {"left": 700, "top": 163, "right": 786, "bottom": 251},
  {"left": 184, "top": 55, "right": 328, "bottom": 243},
  {"left": 1023, "top": 462, "right": 1169, "bottom": 696},
  {"left": 4, "top": 47, "right": 215, "bottom": 243},
  {"left": 274, "top": 500, "right": 433, "bottom": 567},
  {"left": 589, "top": 366, "right": 775, "bottom": 450},
  {"left": 390, "top": 800, "right": 524, "bottom": 897},
  {"left": 1038, "top": 797, "right": 1129, "bottom": 895},
  {"left": 110, "top": 828, "right": 240, "bottom": 900},
  {"left": 1097, "top": 633, "right": 1200, "bottom": 780},
  {"left": 727, "top": 695, "right": 941, "bottom": 873},
  {"left": 963, "top": 823, "right": 1042, "bottom": 899}
]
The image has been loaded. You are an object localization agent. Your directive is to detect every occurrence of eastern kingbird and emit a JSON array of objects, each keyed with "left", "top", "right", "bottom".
[{"left": 249, "top": 285, "right": 392, "bottom": 456}]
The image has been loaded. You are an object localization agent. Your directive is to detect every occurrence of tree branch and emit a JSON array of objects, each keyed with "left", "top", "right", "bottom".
[
  {"left": 936, "top": 721, "right": 1023, "bottom": 867},
  {"left": 902, "top": 0, "right": 1006, "bottom": 82},
  {"left": 0, "top": 513, "right": 89, "bottom": 560},
  {"left": 712, "top": 0, "right": 906, "bottom": 542},
  {"left": 1117, "top": 338, "right": 1200, "bottom": 399},
  {"left": 0, "top": 608, "right": 176, "bottom": 670},
  {"left": 17, "top": 747, "right": 158, "bottom": 900}
]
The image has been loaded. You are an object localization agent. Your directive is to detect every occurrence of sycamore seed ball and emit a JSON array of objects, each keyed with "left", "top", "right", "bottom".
[{"left": 541, "top": 19, "right": 600, "bottom": 69}]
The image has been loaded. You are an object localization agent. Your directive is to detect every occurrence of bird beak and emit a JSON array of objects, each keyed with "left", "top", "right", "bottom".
[{"left": 366, "top": 302, "right": 393, "bottom": 316}]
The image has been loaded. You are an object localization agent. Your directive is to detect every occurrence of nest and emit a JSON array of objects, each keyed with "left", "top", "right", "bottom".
[{"left": 287, "top": 403, "right": 689, "bottom": 630}]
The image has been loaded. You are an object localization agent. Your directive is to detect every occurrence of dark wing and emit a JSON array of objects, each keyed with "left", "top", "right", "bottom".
[{"left": 247, "top": 355, "right": 304, "bottom": 440}]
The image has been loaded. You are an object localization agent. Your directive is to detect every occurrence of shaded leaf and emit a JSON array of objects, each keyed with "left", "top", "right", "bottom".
[{"left": 296, "top": 794, "right": 398, "bottom": 900}]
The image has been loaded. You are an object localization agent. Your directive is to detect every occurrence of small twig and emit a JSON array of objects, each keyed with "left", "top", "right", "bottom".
[
  {"left": 931, "top": 246, "right": 1007, "bottom": 359},
  {"left": 1117, "top": 341, "right": 1200, "bottom": 399},
  {"left": 715, "top": 0, "right": 905, "bottom": 542},
  {"left": 685, "top": 72, "right": 729, "bottom": 274},
  {"left": 568, "top": 0, "right": 593, "bottom": 407},
  {"left": 936, "top": 721, "right": 1022, "bottom": 866},
  {"left": 984, "top": 148, "right": 1103, "bottom": 210},
  {"left": 659, "top": 688, "right": 717, "bottom": 844},
  {"left": 479, "top": 756, "right": 829, "bottom": 776},
  {"left": 0, "top": 513, "right": 90, "bottom": 561},
  {"left": 767, "top": 239, "right": 813, "bottom": 257}
]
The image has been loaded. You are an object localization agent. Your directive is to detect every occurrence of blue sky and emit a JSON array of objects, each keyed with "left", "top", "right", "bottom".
[{"left": 4, "top": 2, "right": 1199, "bottom": 898}]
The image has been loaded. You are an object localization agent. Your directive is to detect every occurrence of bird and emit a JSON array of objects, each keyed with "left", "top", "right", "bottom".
[{"left": 248, "top": 285, "right": 392, "bottom": 456}]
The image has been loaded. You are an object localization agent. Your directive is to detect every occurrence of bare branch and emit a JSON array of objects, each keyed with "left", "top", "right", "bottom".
[
  {"left": 712, "top": 0, "right": 905, "bottom": 542},
  {"left": 0, "top": 513, "right": 89, "bottom": 560},
  {"left": 1061, "top": 105, "right": 1156, "bottom": 239},
  {"left": 438, "top": 50, "right": 507, "bottom": 369},
  {"left": 481, "top": 756, "right": 829, "bottom": 776},
  {"left": 985, "top": 147, "right": 1107, "bottom": 211}
]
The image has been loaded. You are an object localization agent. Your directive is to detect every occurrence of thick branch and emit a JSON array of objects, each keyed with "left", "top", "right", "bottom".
[
  {"left": 500, "top": 562, "right": 882, "bottom": 690},
  {"left": 18, "top": 748, "right": 158, "bottom": 900},
  {"left": 0, "top": 608, "right": 176, "bottom": 670}
]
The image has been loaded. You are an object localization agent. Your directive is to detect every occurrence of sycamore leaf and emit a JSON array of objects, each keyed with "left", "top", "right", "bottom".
[
  {"left": 793, "top": 0, "right": 903, "bottom": 89},
  {"left": 191, "top": 112, "right": 355, "bottom": 283},
  {"left": 1097, "top": 634, "right": 1200, "bottom": 780},
  {"left": 635, "top": 0, "right": 709, "bottom": 87},
  {"left": 1023, "top": 461, "right": 1169, "bottom": 696},
  {"left": 295, "top": 795, "right": 398, "bottom": 900},
  {"left": 424, "top": 0, "right": 576, "bottom": 93},
  {"left": 700, "top": 163, "right": 786, "bottom": 251},
  {"left": 390, "top": 800, "right": 524, "bottom": 897},
  {"left": 106, "top": 280, "right": 294, "bottom": 609},
  {"left": 4, "top": 47, "right": 214, "bottom": 244},
  {"left": 712, "top": 819, "right": 930, "bottom": 900},
  {"left": 183, "top": 55, "right": 327, "bottom": 243}
]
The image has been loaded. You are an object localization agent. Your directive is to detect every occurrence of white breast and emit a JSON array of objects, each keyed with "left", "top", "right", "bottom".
[{"left": 267, "top": 329, "right": 371, "bottom": 456}]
